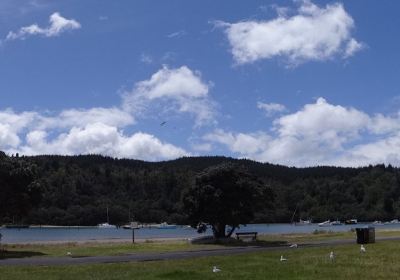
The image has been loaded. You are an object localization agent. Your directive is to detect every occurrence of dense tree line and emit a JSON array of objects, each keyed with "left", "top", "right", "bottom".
[{"left": 0, "top": 152, "right": 399, "bottom": 226}]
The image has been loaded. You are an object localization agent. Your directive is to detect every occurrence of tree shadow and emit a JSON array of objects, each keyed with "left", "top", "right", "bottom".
[
  {"left": 0, "top": 250, "right": 47, "bottom": 259},
  {"left": 215, "top": 239, "right": 288, "bottom": 247},
  {"left": 191, "top": 235, "right": 288, "bottom": 247}
]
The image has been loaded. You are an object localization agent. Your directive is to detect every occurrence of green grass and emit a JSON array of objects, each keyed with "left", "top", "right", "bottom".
[
  {"left": 2, "top": 240, "right": 400, "bottom": 279},
  {"left": 259, "top": 228, "right": 400, "bottom": 243}
]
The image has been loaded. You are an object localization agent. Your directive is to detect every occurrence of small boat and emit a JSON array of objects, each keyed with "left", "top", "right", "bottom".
[
  {"left": 390, "top": 219, "right": 400, "bottom": 224},
  {"left": 156, "top": 222, "right": 177, "bottom": 229},
  {"left": 344, "top": 219, "right": 358, "bottom": 225},
  {"left": 330, "top": 220, "right": 342, "bottom": 226},
  {"left": 98, "top": 206, "right": 116, "bottom": 228},
  {"left": 296, "top": 219, "right": 312, "bottom": 226},
  {"left": 318, "top": 220, "right": 331, "bottom": 227},
  {"left": 97, "top": 222, "right": 116, "bottom": 229},
  {"left": 372, "top": 220, "right": 384, "bottom": 225},
  {"left": 122, "top": 222, "right": 140, "bottom": 229}
]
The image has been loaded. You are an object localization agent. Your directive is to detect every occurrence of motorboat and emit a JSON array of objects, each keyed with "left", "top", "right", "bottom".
[
  {"left": 318, "top": 220, "right": 331, "bottom": 227},
  {"left": 156, "top": 222, "right": 177, "bottom": 229},
  {"left": 372, "top": 220, "right": 384, "bottom": 225}
]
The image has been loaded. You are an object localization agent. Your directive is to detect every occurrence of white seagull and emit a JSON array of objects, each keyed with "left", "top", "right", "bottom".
[
  {"left": 66, "top": 251, "right": 72, "bottom": 256},
  {"left": 289, "top": 243, "right": 298, "bottom": 248},
  {"left": 329, "top": 251, "right": 335, "bottom": 261},
  {"left": 212, "top": 266, "right": 221, "bottom": 273},
  {"left": 360, "top": 245, "right": 366, "bottom": 253},
  {"left": 280, "top": 255, "right": 287, "bottom": 261}
]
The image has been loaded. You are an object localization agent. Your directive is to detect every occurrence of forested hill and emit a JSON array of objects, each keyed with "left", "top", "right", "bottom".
[{"left": 1, "top": 152, "right": 399, "bottom": 226}]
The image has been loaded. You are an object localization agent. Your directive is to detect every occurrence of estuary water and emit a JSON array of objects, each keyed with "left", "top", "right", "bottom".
[{"left": 1, "top": 223, "right": 399, "bottom": 244}]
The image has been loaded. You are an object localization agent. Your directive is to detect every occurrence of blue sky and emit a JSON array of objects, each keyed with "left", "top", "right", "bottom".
[{"left": 1, "top": 0, "right": 400, "bottom": 167}]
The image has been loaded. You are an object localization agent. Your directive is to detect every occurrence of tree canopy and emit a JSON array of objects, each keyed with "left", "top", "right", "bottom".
[{"left": 183, "top": 163, "right": 272, "bottom": 238}]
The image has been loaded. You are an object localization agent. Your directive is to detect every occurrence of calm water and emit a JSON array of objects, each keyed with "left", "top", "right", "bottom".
[{"left": 1, "top": 223, "right": 399, "bottom": 244}]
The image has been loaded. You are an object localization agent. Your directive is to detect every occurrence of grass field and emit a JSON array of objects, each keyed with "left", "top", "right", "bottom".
[
  {"left": 1, "top": 240, "right": 400, "bottom": 279},
  {"left": 1, "top": 230, "right": 400, "bottom": 279},
  {"left": 1, "top": 229, "right": 399, "bottom": 259}
]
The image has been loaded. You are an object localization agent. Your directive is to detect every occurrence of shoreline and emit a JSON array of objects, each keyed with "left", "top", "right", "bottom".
[{"left": 1, "top": 237, "right": 191, "bottom": 245}]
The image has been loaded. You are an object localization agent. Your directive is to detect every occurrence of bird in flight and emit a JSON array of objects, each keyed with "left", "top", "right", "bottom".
[{"left": 160, "top": 121, "right": 167, "bottom": 126}]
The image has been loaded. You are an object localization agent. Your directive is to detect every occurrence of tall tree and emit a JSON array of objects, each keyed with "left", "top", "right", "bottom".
[{"left": 183, "top": 163, "right": 272, "bottom": 239}]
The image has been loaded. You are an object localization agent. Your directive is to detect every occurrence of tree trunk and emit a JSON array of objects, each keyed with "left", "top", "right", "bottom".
[{"left": 212, "top": 223, "right": 226, "bottom": 239}]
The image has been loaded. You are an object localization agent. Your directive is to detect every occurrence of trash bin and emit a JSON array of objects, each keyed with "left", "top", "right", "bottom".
[{"left": 356, "top": 227, "right": 375, "bottom": 244}]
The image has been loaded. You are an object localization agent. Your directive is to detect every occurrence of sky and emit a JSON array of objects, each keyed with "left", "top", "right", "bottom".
[{"left": 1, "top": 0, "right": 400, "bottom": 167}]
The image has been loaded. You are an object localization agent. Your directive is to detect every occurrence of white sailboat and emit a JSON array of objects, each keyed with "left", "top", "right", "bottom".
[{"left": 98, "top": 206, "right": 116, "bottom": 228}]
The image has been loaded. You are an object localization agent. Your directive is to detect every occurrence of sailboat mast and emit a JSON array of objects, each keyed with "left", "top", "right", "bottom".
[{"left": 107, "top": 205, "right": 109, "bottom": 224}]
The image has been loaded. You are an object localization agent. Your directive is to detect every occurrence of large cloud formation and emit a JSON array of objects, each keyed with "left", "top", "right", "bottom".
[
  {"left": 204, "top": 98, "right": 400, "bottom": 167},
  {"left": 0, "top": 108, "right": 187, "bottom": 161},
  {"left": 0, "top": 65, "right": 215, "bottom": 161},
  {"left": 216, "top": 0, "right": 363, "bottom": 65}
]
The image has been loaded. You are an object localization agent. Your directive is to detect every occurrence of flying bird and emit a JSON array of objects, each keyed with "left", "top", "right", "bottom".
[
  {"left": 160, "top": 121, "right": 167, "bottom": 126},
  {"left": 280, "top": 255, "right": 287, "bottom": 261},
  {"left": 329, "top": 251, "right": 335, "bottom": 261},
  {"left": 212, "top": 266, "right": 221, "bottom": 273},
  {"left": 360, "top": 245, "right": 366, "bottom": 253},
  {"left": 289, "top": 243, "right": 298, "bottom": 248}
]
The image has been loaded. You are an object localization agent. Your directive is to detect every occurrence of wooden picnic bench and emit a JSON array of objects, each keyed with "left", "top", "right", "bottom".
[{"left": 235, "top": 232, "right": 258, "bottom": 241}]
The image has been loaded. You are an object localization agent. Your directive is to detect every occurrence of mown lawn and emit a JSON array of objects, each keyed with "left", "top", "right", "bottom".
[
  {"left": 0, "top": 240, "right": 223, "bottom": 258},
  {"left": 1, "top": 229, "right": 400, "bottom": 259},
  {"left": 2, "top": 240, "right": 400, "bottom": 279}
]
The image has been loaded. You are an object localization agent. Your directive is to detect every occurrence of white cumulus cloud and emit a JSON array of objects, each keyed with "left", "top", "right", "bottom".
[
  {"left": 0, "top": 107, "right": 187, "bottom": 161},
  {"left": 203, "top": 98, "right": 400, "bottom": 167},
  {"left": 6, "top": 12, "right": 81, "bottom": 41},
  {"left": 216, "top": 0, "right": 363, "bottom": 65},
  {"left": 123, "top": 65, "right": 215, "bottom": 126},
  {"left": 19, "top": 123, "right": 187, "bottom": 161}
]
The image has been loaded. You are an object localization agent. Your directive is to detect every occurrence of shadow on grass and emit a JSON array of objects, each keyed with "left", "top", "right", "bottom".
[
  {"left": 191, "top": 236, "right": 288, "bottom": 247},
  {"left": 215, "top": 239, "right": 288, "bottom": 247},
  {"left": 0, "top": 250, "right": 47, "bottom": 259}
]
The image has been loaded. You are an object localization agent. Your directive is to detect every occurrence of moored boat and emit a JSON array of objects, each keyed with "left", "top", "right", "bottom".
[
  {"left": 330, "top": 220, "right": 342, "bottom": 226},
  {"left": 318, "top": 220, "right": 331, "bottom": 227},
  {"left": 122, "top": 222, "right": 140, "bottom": 229},
  {"left": 97, "top": 222, "right": 116, "bottom": 229},
  {"left": 296, "top": 219, "right": 312, "bottom": 226},
  {"left": 156, "top": 222, "right": 177, "bottom": 229},
  {"left": 344, "top": 219, "right": 358, "bottom": 225}
]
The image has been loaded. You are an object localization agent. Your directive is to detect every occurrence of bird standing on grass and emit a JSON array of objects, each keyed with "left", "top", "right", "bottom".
[
  {"left": 212, "top": 266, "right": 221, "bottom": 273},
  {"left": 329, "top": 251, "right": 335, "bottom": 261},
  {"left": 289, "top": 243, "right": 298, "bottom": 248},
  {"left": 280, "top": 255, "right": 287, "bottom": 261},
  {"left": 360, "top": 245, "right": 366, "bottom": 253},
  {"left": 66, "top": 252, "right": 72, "bottom": 256}
]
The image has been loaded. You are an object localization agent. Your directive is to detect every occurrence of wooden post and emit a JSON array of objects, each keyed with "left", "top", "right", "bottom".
[{"left": 132, "top": 228, "right": 135, "bottom": 244}]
